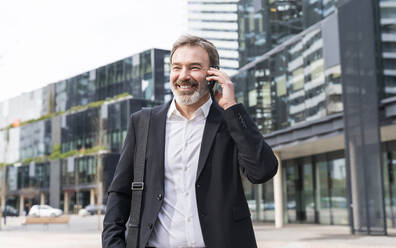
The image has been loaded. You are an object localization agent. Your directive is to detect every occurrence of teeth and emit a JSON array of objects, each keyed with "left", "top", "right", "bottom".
[{"left": 180, "top": 85, "right": 192, "bottom": 89}]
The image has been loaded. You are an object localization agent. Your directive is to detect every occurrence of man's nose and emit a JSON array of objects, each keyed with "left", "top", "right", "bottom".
[{"left": 179, "top": 68, "right": 191, "bottom": 80}]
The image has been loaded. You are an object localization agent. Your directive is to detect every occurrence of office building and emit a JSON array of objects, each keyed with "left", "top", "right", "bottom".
[
  {"left": 233, "top": 0, "right": 396, "bottom": 234},
  {"left": 185, "top": 0, "right": 240, "bottom": 75},
  {"left": 1, "top": 0, "right": 395, "bottom": 236},
  {"left": 0, "top": 48, "right": 170, "bottom": 215}
]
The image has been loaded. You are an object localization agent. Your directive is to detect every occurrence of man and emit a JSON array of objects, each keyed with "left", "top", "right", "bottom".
[{"left": 102, "top": 35, "right": 278, "bottom": 248}]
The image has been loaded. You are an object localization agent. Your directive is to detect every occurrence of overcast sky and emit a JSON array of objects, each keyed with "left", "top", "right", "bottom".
[{"left": 0, "top": 0, "right": 185, "bottom": 102}]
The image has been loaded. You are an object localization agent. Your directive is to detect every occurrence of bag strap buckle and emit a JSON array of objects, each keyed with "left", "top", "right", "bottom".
[{"left": 131, "top": 182, "right": 144, "bottom": 191}]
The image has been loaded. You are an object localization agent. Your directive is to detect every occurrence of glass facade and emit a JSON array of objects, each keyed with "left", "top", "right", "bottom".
[
  {"left": 54, "top": 48, "right": 170, "bottom": 112},
  {"left": 60, "top": 98, "right": 160, "bottom": 154},
  {"left": 187, "top": 0, "right": 240, "bottom": 75},
  {"left": 16, "top": 162, "right": 50, "bottom": 190},
  {"left": 0, "top": 48, "right": 170, "bottom": 213},
  {"left": 19, "top": 120, "right": 51, "bottom": 160},
  {"left": 106, "top": 99, "right": 157, "bottom": 152},
  {"left": 237, "top": 0, "right": 338, "bottom": 67},
  {"left": 0, "top": 3, "right": 394, "bottom": 233},
  {"left": 61, "top": 108, "right": 100, "bottom": 153},
  {"left": 243, "top": 150, "right": 348, "bottom": 225},
  {"left": 107, "top": 101, "right": 129, "bottom": 153},
  {"left": 380, "top": 0, "right": 396, "bottom": 98},
  {"left": 1, "top": 48, "right": 170, "bottom": 163},
  {"left": 233, "top": 20, "right": 342, "bottom": 134},
  {"left": 338, "top": 0, "right": 386, "bottom": 234},
  {"left": 61, "top": 156, "right": 97, "bottom": 187},
  {"left": 383, "top": 141, "right": 396, "bottom": 228}
]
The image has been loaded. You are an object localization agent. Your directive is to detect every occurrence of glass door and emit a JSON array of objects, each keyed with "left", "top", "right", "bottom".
[
  {"left": 316, "top": 155, "right": 332, "bottom": 224},
  {"left": 285, "top": 164, "right": 297, "bottom": 222},
  {"left": 302, "top": 158, "right": 315, "bottom": 223},
  {"left": 384, "top": 150, "right": 396, "bottom": 228},
  {"left": 328, "top": 156, "right": 348, "bottom": 225},
  {"left": 285, "top": 158, "right": 315, "bottom": 223}
]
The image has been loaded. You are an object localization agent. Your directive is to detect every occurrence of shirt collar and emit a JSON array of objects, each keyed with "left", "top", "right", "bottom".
[{"left": 167, "top": 96, "right": 212, "bottom": 119}]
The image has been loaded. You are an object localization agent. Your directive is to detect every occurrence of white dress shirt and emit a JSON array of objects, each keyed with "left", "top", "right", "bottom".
[{"left": 148, "top": 97, "right": 212, "bottom": 248}]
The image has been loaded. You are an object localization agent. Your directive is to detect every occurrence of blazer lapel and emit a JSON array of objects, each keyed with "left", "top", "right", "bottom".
[{"left": 196, "top": 103, "right": 223, "bottom": 180}]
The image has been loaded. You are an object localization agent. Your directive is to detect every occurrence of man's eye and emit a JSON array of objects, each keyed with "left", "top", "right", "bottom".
[
  {"left": 191, "top": 67, "right": 201, "bottom": 70},
  {"left": 172, "top": 67, "right": 181, "bottom": 70}
]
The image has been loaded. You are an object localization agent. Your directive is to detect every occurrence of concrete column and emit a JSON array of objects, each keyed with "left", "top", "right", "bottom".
[
  {"left": 40, "top": 193, "right": 45, "bottom": 205},
  {"left": 49, "top": 160, "right": 61, "bottom": 208},
  {"left": 256, "top": 184, "right": 263, "bottom": 221},
  {"left": 64, "top": 192, "right": 69, "bottom": 215},
  {"left": 19, "top": 195, "right": 25, "bottom": 216},
  {"left": 90, "top": 189, "right": 95, "bottom": 205},
  {"left": 0, "top": 195, "right": 5, "bottom": 209},
  {"left": 274, "top": 152, "right": 284, "bottom": 228}
]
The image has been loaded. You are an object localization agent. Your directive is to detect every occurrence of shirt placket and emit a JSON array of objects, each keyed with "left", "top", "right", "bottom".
[{"left": 182, "top": 118, "right": 196, "bottom": 247}]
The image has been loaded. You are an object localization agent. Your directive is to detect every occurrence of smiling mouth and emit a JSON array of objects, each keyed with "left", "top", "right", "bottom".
[
  {"left": 178, "top": 85, "right": 195, "bottom": 89},
  {"left": 175, "top": 81, "right": 198, "bottom": 90}
]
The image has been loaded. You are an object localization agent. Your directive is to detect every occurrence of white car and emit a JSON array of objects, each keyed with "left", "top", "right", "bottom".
[
  {"left": 78, "top": 204, "right": 106, "bottom": 216},
  {"left": 28, "top": 205, "right": 63, "bottom": 217}
]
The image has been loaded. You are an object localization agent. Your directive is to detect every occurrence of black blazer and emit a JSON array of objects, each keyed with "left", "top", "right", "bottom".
[{"left": 102, "top": 102, "right": 278, "bottom": 248}]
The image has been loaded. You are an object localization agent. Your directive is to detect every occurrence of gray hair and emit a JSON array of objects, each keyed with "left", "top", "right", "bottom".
[{"left": 170, "top": 34, "right": 219, "bottom": 67}]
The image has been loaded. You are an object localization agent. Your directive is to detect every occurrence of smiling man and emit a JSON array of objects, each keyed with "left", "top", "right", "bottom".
[{"left": 102, "top": 35, "right": 278, "bottom": 248}]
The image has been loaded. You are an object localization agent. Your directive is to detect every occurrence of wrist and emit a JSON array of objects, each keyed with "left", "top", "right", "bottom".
[{"left": 223, "top": 101, "right": 237, "bottom": 110}]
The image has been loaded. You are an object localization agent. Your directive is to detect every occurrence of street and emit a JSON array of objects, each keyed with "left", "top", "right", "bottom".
[{"left": 0, "top": 216, "right": 395, "bottom": 248}]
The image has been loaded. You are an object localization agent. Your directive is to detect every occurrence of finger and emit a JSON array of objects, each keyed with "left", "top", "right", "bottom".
[
  {"left": 215, "top": 90, "right": 222, "bottom": 102},
  {"left": 208, "top": 66, "right": 219, "bottom": 71},
  {"left": 206, "top": 71, "right": 219, "bottom": 78},
  {"left": 207, "top": 68, "right": 223, "bottom": 76},
  {"left": 206, "top": 75, "right": 221, "bottom": 83}
]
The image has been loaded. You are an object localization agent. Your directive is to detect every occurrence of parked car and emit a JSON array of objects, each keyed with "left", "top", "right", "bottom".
[
  {"left": 247, "top": 200, "right": 275, "bottom": 211},
  {"left": 1, "top": 205, "right": 19, "bottom": 216},
  {"left": 78, "top": 204, "right": 106, "bottom": 216},
  {"left": 28, "top": 205, "right": 63, "bottom": 217}
]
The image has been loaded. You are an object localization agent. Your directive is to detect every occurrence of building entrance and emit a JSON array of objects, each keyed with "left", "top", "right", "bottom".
[
  {"left": 285, "top": 158, "right": 315, "bottom": 223},
  {"left": 285, "top": 152, "right": 348, "bottom": 225}
]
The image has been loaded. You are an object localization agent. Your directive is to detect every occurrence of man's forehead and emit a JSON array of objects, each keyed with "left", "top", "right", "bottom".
[
  {"left": 172, "top": 45, "right": 209, "bottom": 64},
  {"left": 171, "top": 61, "right": 205, "bottom": 66}
]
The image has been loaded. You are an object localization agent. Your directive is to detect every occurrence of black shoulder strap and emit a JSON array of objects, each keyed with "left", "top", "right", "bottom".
[{"left": 126, "top": 108, "right": 152, "bottom": 248}]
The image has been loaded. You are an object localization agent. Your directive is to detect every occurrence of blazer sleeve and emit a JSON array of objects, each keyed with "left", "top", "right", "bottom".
[
  {"left": 223, "top": 103, "right": 278, "bottom": 184},
  {"left": 102, "top": 114, "right": 136, "bottom": 248}
]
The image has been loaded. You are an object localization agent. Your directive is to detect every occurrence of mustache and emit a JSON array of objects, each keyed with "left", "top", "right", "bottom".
[{"left": 175, "top": 79, "right": 198, "bottom": 86}]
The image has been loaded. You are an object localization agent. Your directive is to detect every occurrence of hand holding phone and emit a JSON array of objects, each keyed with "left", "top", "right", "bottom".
[
  {"left": 206, "top": 65, "right": 237, "bottom": 110},
  {"left": 207, "top": 65, "right": 220, "bottom": 98}
]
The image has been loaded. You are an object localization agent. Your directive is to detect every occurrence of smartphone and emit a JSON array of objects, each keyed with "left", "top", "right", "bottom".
[{"left": 208, "top": 65, "right": 220, "bottom": 97}]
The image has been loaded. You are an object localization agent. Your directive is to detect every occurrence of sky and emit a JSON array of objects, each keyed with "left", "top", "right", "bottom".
[{"left": 0, "top": 0, "right": 185, "bottom": 102}]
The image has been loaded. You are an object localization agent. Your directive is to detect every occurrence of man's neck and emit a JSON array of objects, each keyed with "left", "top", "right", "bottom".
[{"left": 175, "top": 93, "right": 210, "bottom": 120}]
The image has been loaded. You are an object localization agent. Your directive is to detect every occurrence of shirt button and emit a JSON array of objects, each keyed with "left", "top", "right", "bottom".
[
  {"left": 157, "top": 193, "right": 163, "bottom": 201},
  {"left": 184, "top": 192, "right": 189, "bottom": 196}
]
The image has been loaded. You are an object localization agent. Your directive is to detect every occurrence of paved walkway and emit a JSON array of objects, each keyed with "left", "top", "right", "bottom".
[
  {"left": 0, "top": 216, "right": 395, "bottom": 247},
  {"left": 254, "top": 224, "right": 396, "bottom": 248}
]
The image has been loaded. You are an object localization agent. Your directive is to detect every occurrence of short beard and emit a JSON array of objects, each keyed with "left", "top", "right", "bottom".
[{"left": 171, "top": 79, "right": 209, "bottom": 105}]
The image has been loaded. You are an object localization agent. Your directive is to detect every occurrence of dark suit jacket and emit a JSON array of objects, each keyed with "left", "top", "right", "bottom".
[{"left": 102, "top": 101, "right": 278, "bottom": 248}]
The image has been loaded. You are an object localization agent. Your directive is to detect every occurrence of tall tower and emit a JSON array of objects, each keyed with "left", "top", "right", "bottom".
[{"left": 184, "top": 0, "right": 240, "bottom": 76}]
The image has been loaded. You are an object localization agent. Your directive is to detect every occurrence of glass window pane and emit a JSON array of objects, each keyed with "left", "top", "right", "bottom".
[{"left": 329, "top": 157, "right": 348, "bottom": 225}]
